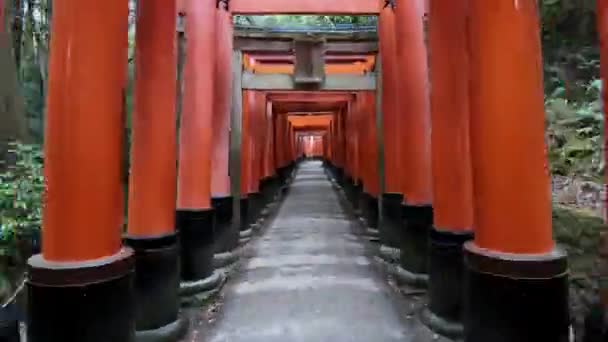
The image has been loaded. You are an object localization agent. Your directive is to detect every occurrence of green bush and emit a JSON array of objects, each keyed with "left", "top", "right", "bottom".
[
  {"left": 0, "top": 142, "right": 43, "bottom": 258},
  {"left": 545, "top": 79, "right": 604, "bottom": 182}
]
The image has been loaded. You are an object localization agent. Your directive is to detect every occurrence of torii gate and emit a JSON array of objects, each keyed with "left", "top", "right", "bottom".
[{"left": 27, "top": 1, "right": 571, "bottom": 342}]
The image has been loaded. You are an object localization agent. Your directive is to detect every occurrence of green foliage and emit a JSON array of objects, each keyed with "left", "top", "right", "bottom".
[
  {"left": 0, "top": 142, "right": 43, "bottom": 256},
  {"left": 546, "top": 79, "right": 604, "bottom": 181},
  {"left": 234, "top": 15, "right": 377, "bottom": 29}
]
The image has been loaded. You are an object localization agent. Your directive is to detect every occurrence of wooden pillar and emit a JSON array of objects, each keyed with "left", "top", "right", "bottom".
[
  {"left": 211, "top": 6, "right": 237, "bottom": 255},
  {"left": 176, "top": 0, "right": 217, "bottom": 283},
  {"left": 394, "top": 0, "right": 433, "bottom": 277},
  {"left": 422, "top": 0, "right": 474, "bottom": 331},
  {"left": 260, "top": 100, "right": 277, "bottom": 204},
  {"left": 240, "top": 90, "right": 253, "bottom": 230},
  {"left": 247, "top": 91, "right": 265, "bottom": 226},
  {"left": 462, "top": 2, "right": 568, "bottom": 340},
  {"left": 27, "top": 2, "right": 134, "bottom": 341},
  {"left": 358, "top": 91, "right": 379, "bottom": 230},
  {"left": 377, "top": 1, "right": 405, "bottom": 256},
  {"left": 124, "top": 0, "right": 184, "bottom": 335}
]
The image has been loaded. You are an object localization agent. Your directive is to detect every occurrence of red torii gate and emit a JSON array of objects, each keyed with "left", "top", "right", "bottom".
[{"left": 26, "top": 1, "right": 574, "bottom": 342}]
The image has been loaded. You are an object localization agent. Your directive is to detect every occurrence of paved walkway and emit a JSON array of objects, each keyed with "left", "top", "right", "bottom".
[{"left": 202, "top": 161, "right": 434, "bottom": 342}]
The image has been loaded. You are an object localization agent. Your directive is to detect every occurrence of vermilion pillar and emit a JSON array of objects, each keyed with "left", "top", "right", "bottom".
[
  {"left": 212, "top": 7, "right": 238, "bottom": 256},
  {"left": 27, "top": 2, "right": 134, "bottom": 341},
  {"left": 177, "top": 0, "right": 218, "bottom": 284},
  {"left": 259, "top": 100, "right": 274, "bottom": 204},
  {"left": 394, "top": 0, "right": 433, "bottom": 279},
  {"left": 422, "top": 0, "right": 474, "bottom": 333},
  {"left": 378, "top": 2, "right": 404, "bottom": 260},
  {"left": 463, "top": 1, "right": 568, "bottom": 340},
  {"left": 247, "top": 91, "right": 265, "bottom": 228},
  {"left": 240, "top": 90, "right": 253, "bottom": 231},
  {"left": 124, "top": 0, "right": 184, "bottom": 336},
  {"left": 358, "top": 92, "right": 380, "bottom": 232}
]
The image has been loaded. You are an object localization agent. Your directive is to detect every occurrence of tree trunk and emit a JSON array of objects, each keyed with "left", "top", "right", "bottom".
[
  {"left": 0, "top": 0, "right": 29, "bottom": 168},
  {"left": 11, "top": 0, "right": 22, "bottom": 73}
]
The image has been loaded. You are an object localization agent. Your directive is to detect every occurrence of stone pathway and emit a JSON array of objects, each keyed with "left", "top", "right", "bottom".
[{"left": 193, "top": 161, "right": 445, "bottom": 342}]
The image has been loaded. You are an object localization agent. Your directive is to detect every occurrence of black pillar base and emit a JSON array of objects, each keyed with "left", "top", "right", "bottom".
[
  {"left": 334, "top": 167, "right": 344, "bottom": 187},
  {"left": 358, "top": 191, "right": 370, "bottom": 220},
  {"left": 27, "top": 249, "right": 135, "bottom": 342},
  {"left": 425, "top": 228, "right": 473, "bottom": 337},
  {"left": 260, "top": 176, "right": 278, "bottom": 206},
  {"left": 344, "top": 176, "right": 354, "bottom": 204},
  {"left": 247, "top": 192, "right": 263, "bottom": 227},
  {"left": 177, "top": 209, "right": 215, "bottom": 281},
  {"left": 240, "top": 197, "right": 249, "bottom": 231},
  {"left": 124, "top": 234, "right": 180, "bottom": 335},
  {"left": 212, "top": 196, "right": 237, "bottom": 253},
  {"left": 400, "top": 204, "right": 432, "bottom": 275},
  {"left": 276, "top": 167, "right": 287, "bottom": 186},
  {"left": 365, "top": 194, "right": 378, "bottom": 229},
  {"left": 379, "top": 193, "right": 404, "bottom": 249},
  {"left": 134, "top": 315, "right": 189, "bottom": 342},
  {"left": 463, "top": 242, "right": 569, "bottom": 342},
  {"left": 352, "top": 180, "right": 363, "bottom": 212}
]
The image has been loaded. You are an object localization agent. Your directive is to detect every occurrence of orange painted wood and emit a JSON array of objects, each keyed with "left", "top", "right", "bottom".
[
  {"left": 469, "top": 0, "right": 552, "bottom": 253},
  {"left": 230, "top": 0, "right": 379, "bottom": 14},
  {"left": 394, "top": 0, "right": 432, "bottom": 205},
  {"left": 211, "top": 9, "right": 233, "bottom": 198},
  {"left": 350, "top": 99, "right": 361, "bottom": 183},
  {"left": 428, "top": 0, "right": 473, "bottom": 232},
  {"left": 364, "top": 91, "right": 379, "bottom": 196},
  {"left": 599, "top": 0, "right": 608, "bottom": 223},
  {"left": 177, "top": 0, "right": 216, "bottom": 210},
  {"left": 268, "top": 92, "right": 353, "bottom": 103},
  {"left": 264, "top": 102, "right": 275, "bottom": 177},
  {"left": 274, "top": 113, "right": 285, "bottom": 168},
  {"left": 250, "top": 91, "right": 266, "bottom": 192},
  {"left": 246, "top": 63, "right": 371, "bottom": 75},
  {"left": 378, "top": 5, "right": 401, "bottom": 194},
  {"left": 128, "top": 0, "right": 177, "bottom": 237},
  {"left": 288, "top": 114, "right": 333, "bottom": 127},
  {"left": 241, "top": 90, "right": 253, "bottom": 195},
  {"left": 42, "top": 1, "right": 129, "bottom": 261},
  {"left": 249, "top": 54, "right": 373, "bottom": 63}
]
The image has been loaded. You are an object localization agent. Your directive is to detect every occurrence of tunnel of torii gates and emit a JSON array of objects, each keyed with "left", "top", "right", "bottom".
[{"left": 17, "top": 0, "right": 608, "bottom": 341}]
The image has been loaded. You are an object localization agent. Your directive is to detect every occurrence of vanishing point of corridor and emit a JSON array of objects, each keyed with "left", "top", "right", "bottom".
[{"left": 204, "top": 161, "right": 416, "bottom": 342}]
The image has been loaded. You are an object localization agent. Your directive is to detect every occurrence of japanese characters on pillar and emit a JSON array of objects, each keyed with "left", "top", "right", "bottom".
[
  {"left": 27, "top": 2, "right": 134, "bottom": 341},
  {"left": 463, "top": 1, "right": 569, "bottom": 341}
]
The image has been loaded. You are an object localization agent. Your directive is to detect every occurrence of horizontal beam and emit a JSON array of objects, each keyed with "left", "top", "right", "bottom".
[
  {"left": 234, "top": 38, "right": 378, "bottom": 54},
  {"left": 242, "top": 72, "right": 376, "bottom": 91},
  {"left": 230, "top": 0, "right": 379, "bottom": 14},
  {"left": 269, "top": 93, "right": 354, "bottom": 103}
]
